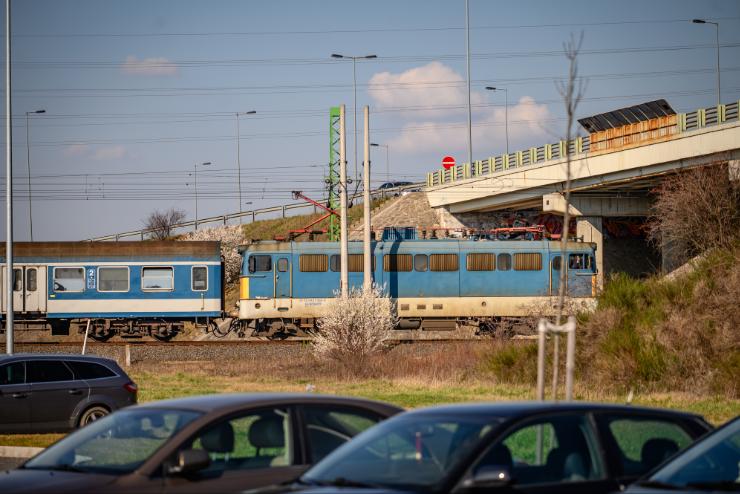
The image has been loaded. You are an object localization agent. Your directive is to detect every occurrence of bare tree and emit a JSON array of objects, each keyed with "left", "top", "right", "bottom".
[
  {"left": 550, "top": 33, "right": 586, "bottom": 399},
  {"left": 144, "top": 208, "right": 186, "bottom": 240},
  {"left": 647, "top": 164, "right": 740, "bottom": 265}
]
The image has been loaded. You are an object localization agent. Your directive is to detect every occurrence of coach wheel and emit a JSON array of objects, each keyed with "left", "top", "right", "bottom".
[
  {"left": 151, "top": 331, "right": 176, "bottom": 342},
  {"left": 78, "top": 405, "right": 110, "bottom": 427},
  {"left": 89, "top": 327, "right": 115, "bottom": 342}
]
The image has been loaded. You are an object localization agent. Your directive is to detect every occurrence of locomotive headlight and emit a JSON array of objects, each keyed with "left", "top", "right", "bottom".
[{"left": 255, "top": 303, "right": 261, "bottom": 309}]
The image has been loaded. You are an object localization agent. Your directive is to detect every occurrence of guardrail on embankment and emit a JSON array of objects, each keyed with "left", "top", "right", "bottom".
[{"left": 86, "top": 183, "right": 424, "bottom": 241}]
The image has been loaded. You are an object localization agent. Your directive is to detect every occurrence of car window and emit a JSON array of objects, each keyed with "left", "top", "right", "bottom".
[
  {"left": 186, "top": 407, "right": 292, "bottom": 472},
  {"left": 27, "top": 360, "right": 74, "bottom": 383},
  {"left": 600, "top": 415, "right": 694, "bottom": 477},
  {"left": 474, "top": 414, "right": 604, "bottom": 486},
  {"left": 0, "top": 361, "right": 25, "bottom": 385},
  {"left": 66, "top": 361, "right": 117, "bottom": 380},
  {"left": 302, "top": 406, "right": 384, "bottom": 462},
  {"left": 24, "top": 408, "right": 201, "bottom": 474}
]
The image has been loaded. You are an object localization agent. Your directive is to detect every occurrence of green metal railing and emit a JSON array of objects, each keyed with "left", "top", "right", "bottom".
[{"left": 426, "top": 100, "right": 740, "bottom": 187}]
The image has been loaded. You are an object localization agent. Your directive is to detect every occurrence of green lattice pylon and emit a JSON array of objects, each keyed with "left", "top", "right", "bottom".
[{"left": 327, "top": 106, "right": 341, "bottom": 241}]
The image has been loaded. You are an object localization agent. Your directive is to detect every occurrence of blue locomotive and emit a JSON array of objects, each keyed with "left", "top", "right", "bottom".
[
  {"left": 237, "top": 235, "right": 597, "bottom": 335},
  {"left": 0, "top": 241, "right": 223, "bottom": 341}
]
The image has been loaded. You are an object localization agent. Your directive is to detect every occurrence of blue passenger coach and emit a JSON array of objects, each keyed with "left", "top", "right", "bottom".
[
  {"left": 1, "top": 241, "right": 223, "bottom": 340},
  {"left": 238, "top": 238, "right": 597, "bottom": 334}
]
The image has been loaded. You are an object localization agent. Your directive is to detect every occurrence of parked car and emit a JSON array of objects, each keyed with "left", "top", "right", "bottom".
[
  {"left": 0, "top": 353, "right": 137, "bottom": 433},
  {"left": 256, "top": 402, "right": 712, "bottom": 494},
  {"left": 0, "top": 393, "right": 402, "bottom": 493},
  {"left": 626, "top": 416, "right": 739, "bottom": 493}
]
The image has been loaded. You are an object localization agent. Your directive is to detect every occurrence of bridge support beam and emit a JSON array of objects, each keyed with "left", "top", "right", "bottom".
[
  {"left": 576, "top": 216, "right": 604, "bottom": 290},
  {"left": 543, "top": 193, "right": 650, "bottom": 217}
]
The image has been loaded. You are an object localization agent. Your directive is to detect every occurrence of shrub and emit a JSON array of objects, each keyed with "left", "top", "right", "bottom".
[
  {"left": 312, "top": 285, "right": 397, "bottom": 374},
  {"left": 181, "top": 225, "right": 243, "bottom": 283}
]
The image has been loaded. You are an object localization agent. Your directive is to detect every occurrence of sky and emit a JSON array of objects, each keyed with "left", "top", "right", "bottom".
[{"left": 1, "top": 0, "right": 739, "bottom": 241}]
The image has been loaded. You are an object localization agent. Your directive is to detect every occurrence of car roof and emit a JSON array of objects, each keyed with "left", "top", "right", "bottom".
[
  {"left": 0, "top": 353, "right": 119, "bottom": 365},
  {"left": 134, "top": 393, "right": 404, "bottom": 415},
  {"left": 400, "top": 401, "right": 705, "bottom": 420}
]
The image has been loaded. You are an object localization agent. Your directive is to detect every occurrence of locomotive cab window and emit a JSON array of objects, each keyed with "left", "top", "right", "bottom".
[
  {"left": 98, "top": 267, "right": 129, "bottom": 292},
  {"left": 192, "top": 266, "right": 208, "bottom": 291},
  {"left": 569, "top": 253, "right": 592, "bottom": 270},
  {"left": 277, "top": 259, "right": 289, "bottom": 272},
  {"left": 248, "top": 255, "right": 272, "bottom": 273},
  {"left": 142, "top": 267, "right": 174, "bottom": 291},
  {"left": 53, "top": 267, "right": 85, "bottom": 292}
]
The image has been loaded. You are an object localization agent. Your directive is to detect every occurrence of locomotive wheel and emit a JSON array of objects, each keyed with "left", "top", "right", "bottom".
[
  {"left": 151, "top": 332, "right": 176, "bottom": 342},
  {"left": 89, "top": 330, "right": 115, "bottom": 342}
]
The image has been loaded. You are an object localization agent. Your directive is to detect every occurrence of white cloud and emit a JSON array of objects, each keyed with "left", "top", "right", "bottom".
[
  {"left": 92, "top": 145, "right": 127, "bottom": 161},
  {"left": 121, "top": 55, "right": 178, "bottom": 76},
  {"left": 368, "top": 62, "right": 552, "bottom": 157},
  {"left": 368, "top": 61, "right": 483, "bottom": 115}
]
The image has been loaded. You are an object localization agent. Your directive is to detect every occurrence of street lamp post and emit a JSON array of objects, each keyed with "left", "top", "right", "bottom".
[
  {"left": 485, "top": 87, "right": 509, "bottom": 156},
  {"left": 25, "top": 109, "right": 45, "bottom": 241},
  {"left": 692, "top": 19, "right": 721, "bottom": 106},
  {"left": 235, "top": 110, "right": 256, "bottom": 223},
  {"left": 193, "top": 161, "right": 211, "bottom": 230},
  {"left": 370, "top": 143, "right": 389, "bottom": 185},
  {"left": 331, "top": 53, "right": 377, "bottom": 186}
]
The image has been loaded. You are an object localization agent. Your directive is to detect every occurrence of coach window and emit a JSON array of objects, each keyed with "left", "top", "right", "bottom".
[
  {"left": 430, "top": 253, "right": 458, "bottom": 272},
  {"left": 414, "top": 254, "right": 428, "bottom": 272},
  {"left": 384, "top": 254, "right": 412, "bottom": 272},
  {"left": 248, "top": 255, "right": 272, "bottom": 273},
  {"left": 497, "top": 253, "right": 512, "bottom": 271},
  {"left": 53, "top": 267, "right": 85, "bottom": 292},
  {"left": 192, "top": 266, "right": 208, "bottom": 291},
  {"left": 26, "top": 269, "right": 37, "bottom": 292},
  {"left": 97, "top": 267, "right": 129, "bottom": 292},
  {"left": 13, "top": 269, "right": 22, "bottom": 291},
  {"left": 300, "top": 254, "right": 328, "bottom": 272},
  {"left": 142, "top": 267, "right": 174, "bottom": 291},
  {"left": 514, "top": 253, "right": 542, "bottom": 271},
  {"left": 467, "top": 253, "right": 495, "bottom": 271}
]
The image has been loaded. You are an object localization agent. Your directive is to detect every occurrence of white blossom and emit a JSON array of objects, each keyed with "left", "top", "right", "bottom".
[{"left": 181, "top": 226, "right": 243, "bottom": 283}]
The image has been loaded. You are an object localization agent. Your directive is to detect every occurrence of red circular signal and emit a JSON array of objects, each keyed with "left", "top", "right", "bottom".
[{"left": 442, "top": 156, "right": 456, "bottom": 169}]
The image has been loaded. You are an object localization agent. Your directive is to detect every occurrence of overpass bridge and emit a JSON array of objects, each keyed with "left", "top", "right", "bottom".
[{"left": 424, "top": 100, "right": 740, "bottom": 282}]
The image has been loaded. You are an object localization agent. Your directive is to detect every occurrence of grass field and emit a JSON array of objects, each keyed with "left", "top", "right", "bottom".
[{"left": 2, "top": 344, "right": 737, "bottom": 449}]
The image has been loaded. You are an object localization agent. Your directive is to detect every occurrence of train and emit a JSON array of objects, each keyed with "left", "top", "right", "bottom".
[
  {"left": 236, "top": 234, "right": 598, "bottom": 336},
  {"left": 0, "top": 241, "right": 223, "bottom": 341},
  {"left": 0, "top": 232, "right": 598, "bottom": 340}
]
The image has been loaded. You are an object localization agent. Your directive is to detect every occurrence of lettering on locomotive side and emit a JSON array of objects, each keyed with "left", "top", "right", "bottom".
[{"left": 303, "top": 298, "right": 326, "bottom": 307}]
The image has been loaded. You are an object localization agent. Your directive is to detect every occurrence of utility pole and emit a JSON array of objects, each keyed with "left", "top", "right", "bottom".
[
  {"left": 235, "top": 110, "right": 256, "bottom": 223},
  {"left": 363, "top": 106, "right": 372, "bottom": 291},
  {"left": 6, "top": 0, "right": 14, "bottom": 354},
  {"left": 339, "top": 105, "right": 349, "bottom": 297},
  {"left": 25, "top": 109, "right": 45, "bottom": 241},
  {"left": 465, "top": 0, "right": 473, "bottom": 168}
]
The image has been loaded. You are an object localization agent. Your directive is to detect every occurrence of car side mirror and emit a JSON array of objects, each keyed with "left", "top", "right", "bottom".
[
  {"left": 167, "top": 449, "right": 210, "bottom": 476},
  {"left": 462, "top": 466, "right": 512, "bottom": 489}
]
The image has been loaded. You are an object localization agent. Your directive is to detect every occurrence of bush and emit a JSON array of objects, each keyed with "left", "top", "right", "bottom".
[
  {"left": 312, "top": 285, "right": 397, "bottom": 374},
  {"left": 181, "top": 225, "right": 243, "bottom": 283}
]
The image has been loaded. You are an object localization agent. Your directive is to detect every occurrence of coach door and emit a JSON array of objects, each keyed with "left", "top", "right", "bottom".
[{"left": 1, "top": 265, "right": 47, "bottom": 314}]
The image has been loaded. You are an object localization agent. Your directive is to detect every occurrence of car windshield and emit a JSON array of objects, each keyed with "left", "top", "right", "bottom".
[
  {"left": 24, "top": 408, "right": 202, "bottom": 475},
  {"left": 302, "top": 413, "right": 501, "bottom": 492},
  {"left": 647, "top": 418, "right": 740, "bottom": 490}
]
